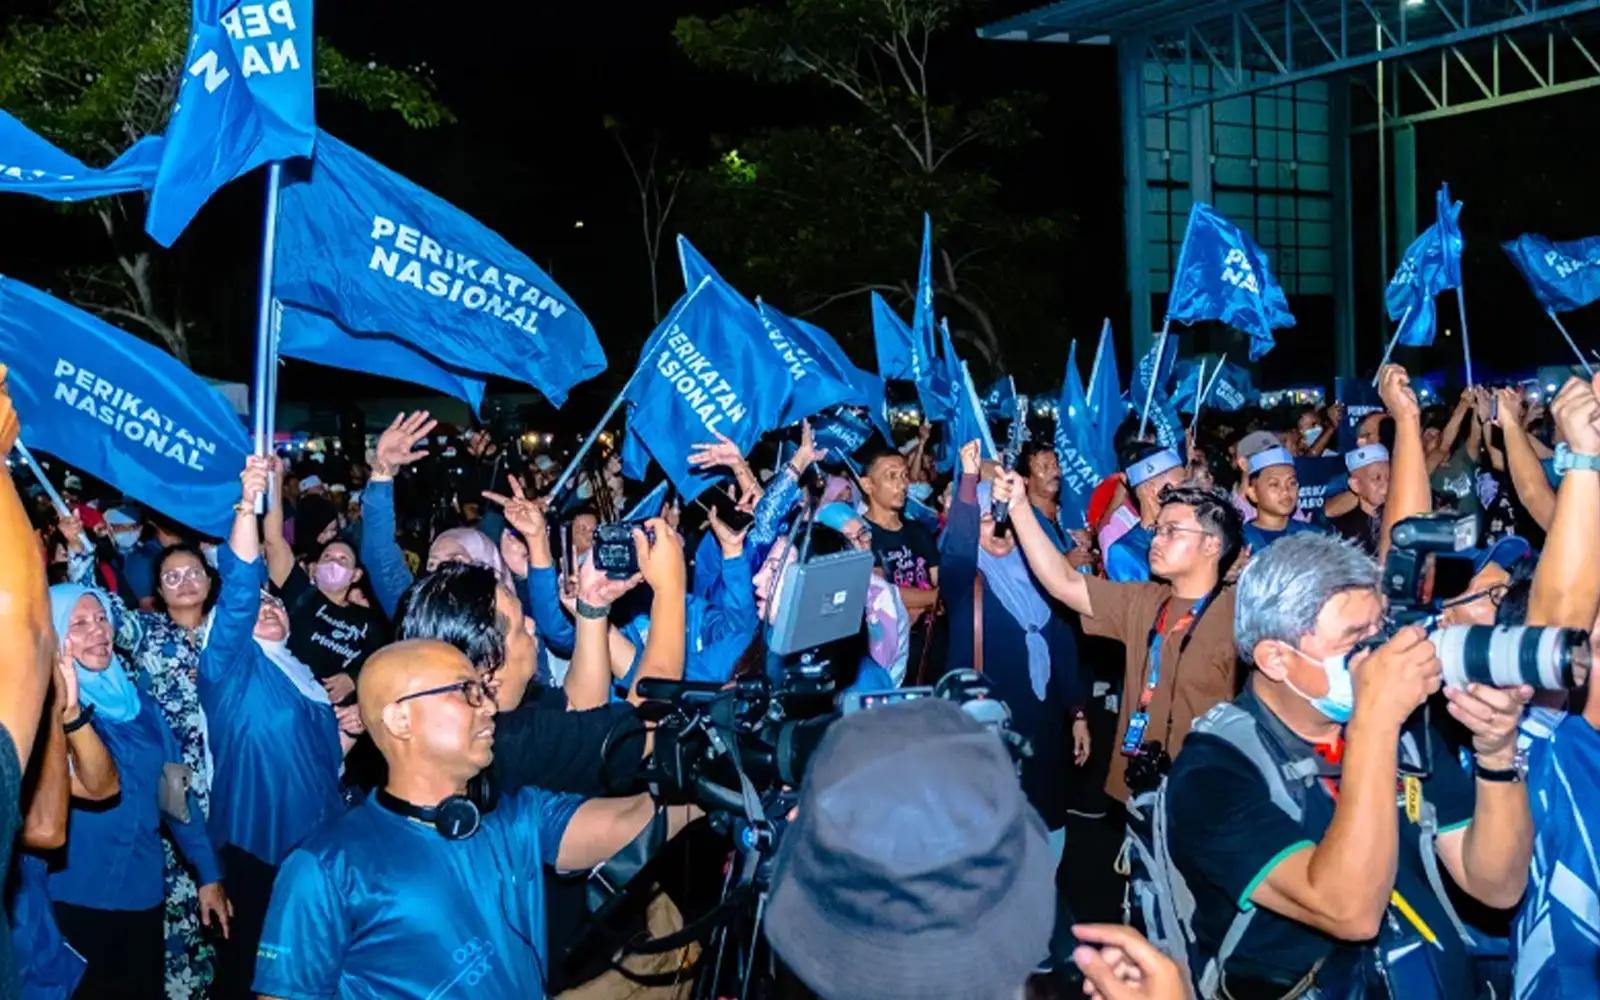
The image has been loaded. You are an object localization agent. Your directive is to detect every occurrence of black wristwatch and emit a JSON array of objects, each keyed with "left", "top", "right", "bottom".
[
  {"left": 63, "top": 704, "right": 95, "bottom": 734},
  {"left": 1473, "top": 756, "right": 1524, "bottom": 783},
  {"left": 574, "top": 598, "right": 611, "bottom": 621}
]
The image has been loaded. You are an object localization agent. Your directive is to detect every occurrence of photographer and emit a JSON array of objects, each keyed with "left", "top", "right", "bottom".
[
  {"left": 1165, "top": 532, "right": 1533, "bottom": 998},
  {"left": 991, "top": 473, "right": 1241, "bottom": 804}
]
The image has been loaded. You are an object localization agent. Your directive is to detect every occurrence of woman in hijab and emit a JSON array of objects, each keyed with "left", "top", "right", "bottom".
[
  {"left": 941, "top": 441, "right": 1090, "bottom": 858},
  {"left": 201, "top": 458, "right": 358, "bottom": 997},
  {"left": 359, "top": 411, "right": 512, "bottom": 618},
  {"left": 45, "top": 583, "right": 224, "bottom": 1000},
  {"left": 60, "top": 519, "right": 224, "bottom": 996}
]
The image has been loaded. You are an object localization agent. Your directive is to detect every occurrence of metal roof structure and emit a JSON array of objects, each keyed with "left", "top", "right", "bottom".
[{"left": 981, "top": 0, "right": 1600, "bottom": 375}]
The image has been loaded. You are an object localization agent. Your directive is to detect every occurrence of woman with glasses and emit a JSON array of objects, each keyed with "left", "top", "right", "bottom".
[
  {"left": 59, "top": 518, "right": 227, "bottom": 996},
  {"left": 45, "top": 581, "right": 225, "bottom": 999},
  {"left": 200, "top": 457, "right": 359, "bottom": 998}
]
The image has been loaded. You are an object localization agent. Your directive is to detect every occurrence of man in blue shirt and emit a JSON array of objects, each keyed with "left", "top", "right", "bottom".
[
  {"left": 1240, "top": 446, "right": 1324, "bottom": 553},
  {"left": 1105, "top": 445, "right": 1185, "bottom": 582},
  {"left": 254, "top": 639, "right": 696, "bottom": 999}
]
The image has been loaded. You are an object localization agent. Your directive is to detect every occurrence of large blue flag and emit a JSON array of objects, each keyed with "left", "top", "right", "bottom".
[
  {"left": 0, "top": 111, "right": 165, "bottom": 202},
  {"left": 1085, "top": 320, "right": 1126, "bottom": 474},
  {"left": 1502, "top": 233, "right": 1600, "bottom": 314},
  {"left": 1130, "top": 339, "right": 1185, "bottom": 454},
  {"left": 950, "top": 361, "right": 997, "bottom": 462},
  {"left": 982, "top": 377, "right": 1017, "bottom": 422},
  {"left": 811, "top": 408, "right": 876, "bottom": 464},
  {"left": 146, "top": 0, "right": 317, "bottom": 245},
  {"left": 274, "top": 132, "right": 604, "bottom": 406},
  {"left": 1167, "top": 203, "right": 1296, "bottom": 360},
  {"left": 0, "top": 276, "right": 249, "bottom": 536},
  {"left": 1054, "top": 339, "right": 1104, "bottom": 528},
  {"left": 871, "top": 291, "right": 916, "bottom": 380},
  {"left": 1172, "top": 357, "right": 1256, "bottom": 413},
  {"left": 756, "top": 299, "right": 888, "bottom": 432},
  {"left": 274, "top": 301, "right": 487, "bottom": 413},
  {"left": 622, "top": 276, "right": 789, "bottom": 501},
  {"left": 1386, "top": 184, "right": 1464, "bottom": 347}
]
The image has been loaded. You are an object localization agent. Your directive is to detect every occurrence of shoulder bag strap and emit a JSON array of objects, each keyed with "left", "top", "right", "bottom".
[{"left": 972, "top": 572, "right": 985, "bottom": 674}]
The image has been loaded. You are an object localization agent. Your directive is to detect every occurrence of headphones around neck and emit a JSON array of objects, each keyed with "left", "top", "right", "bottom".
[{"left": 375, "top": 772, "right": 496, "bottom": 840}]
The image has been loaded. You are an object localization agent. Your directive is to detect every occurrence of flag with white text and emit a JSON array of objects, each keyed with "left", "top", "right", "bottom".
[{"left": 1167, "top": 203, "right": 1296, "bottom": 360}]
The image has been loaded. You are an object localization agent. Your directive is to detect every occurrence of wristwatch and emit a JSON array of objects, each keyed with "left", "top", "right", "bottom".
[
  {"left": 574, "top": 598, "right": 611, "bottom": 621},
  {"left": 63, "top": 704, "right": 95, "bottom": 735},
  {"left": 1473, "top": 751, "right": 1526, "bottom": 783},
  {"left": 1552, "top": 443, "right": 1600, "bottom": 477}
]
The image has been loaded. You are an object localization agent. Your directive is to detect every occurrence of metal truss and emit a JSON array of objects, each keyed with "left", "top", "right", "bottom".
[{"left": 1133, "top": 0, "right": 1600, "bottom": 115}]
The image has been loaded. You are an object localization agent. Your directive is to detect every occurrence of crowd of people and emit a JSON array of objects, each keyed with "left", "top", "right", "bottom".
[{"left": 0, "top": 352, "right": 1597, "bottom": 1000}]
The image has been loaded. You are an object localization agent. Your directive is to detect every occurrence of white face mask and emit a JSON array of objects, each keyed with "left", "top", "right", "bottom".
[
  {"left": 1282, "top": 643, "right": 1354, "bottom": 723},
  {"left": 111, "top": 531, "right": 140, "bottom": 553},
  {"left": 1302, "top": 426, "right": 1323, "bottom": 446}
]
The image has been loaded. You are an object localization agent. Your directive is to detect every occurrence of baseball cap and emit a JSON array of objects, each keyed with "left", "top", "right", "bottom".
[
  {"left": 764, "top": 699, "right": 1053, "bottom": 1000},
  {"left": 104, "top": 507, "right": 141, "bottom": 528},
  {"left": 300, "top": 474, "right": 324, "bottom": 492},
  {"left": 1237, "top": 430, "right": 1281, "bottom": 458},
  {"left": 1470, "top": 535, "right": 1531, "bottom": 576}
]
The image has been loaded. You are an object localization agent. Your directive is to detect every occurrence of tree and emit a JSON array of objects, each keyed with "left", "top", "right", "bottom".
[
  {"left": 674, "top": 0, "right": 1064, "bottom": 380},
  {"left": 605, "top": 117, "right": 685, "bottom": 324},
  {"left": 0, "top": 0, "right": 452, "bottom": 363}
]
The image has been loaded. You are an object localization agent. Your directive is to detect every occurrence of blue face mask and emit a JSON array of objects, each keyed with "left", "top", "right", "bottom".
[
  {"left": 1302, "top": 425, "right": 1323, "bottom": 446},
  {"left": 1284, "top": 644, "right": 1354, "bottom": 723}
]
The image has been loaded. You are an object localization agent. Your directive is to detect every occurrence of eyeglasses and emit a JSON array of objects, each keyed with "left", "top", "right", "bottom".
[
  {"left": 160, "top": 566, "right": 205, "bottom": 587},
  {"left": 1151, "top": 524, "right": 1213, "bottom": 542},
  {"left": 847, "top": 526, "right": 873, "bottom": 547},
  {"left": 394, "top": 679, "right": 491, "bottom": 709}
]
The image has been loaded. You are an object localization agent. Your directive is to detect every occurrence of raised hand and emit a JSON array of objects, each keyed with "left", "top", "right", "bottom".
[
  {"left": 687, "top": 431, "right": 743, "bottom": 472},
  {"left": 372, "top": 411, "right": 438, "bottom": 479},
  {"left": 705, "top": 505, "right": 750, "bottom": 558},
  {"left": 576, "top": 549, "right": 642, "bottom": 610},
  {"left": 959, "top": 439, "right": 982, "bottom": 477},
  {"left": 1377, "top": 364, "right": 1420, "bottom": 423},
  {"left": 239, "top": 455, "right": 271, "bottom": 509},
  {"left": 482, "top": 474, "right": 546, "bottom": 540},
  {"left": 636, "top": 517, "right": 686, "bottom": 592},
  {"left": 1551, "top": 376, "right": 1600, "bottom": 455},
  {"left": 989, "top": 468, "right": 1027, "bottom": 513}
]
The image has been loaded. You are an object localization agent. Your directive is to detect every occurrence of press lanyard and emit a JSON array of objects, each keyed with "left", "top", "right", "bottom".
[{"left": 1140, "top": 592, "right": 1212, "bottom": 710}]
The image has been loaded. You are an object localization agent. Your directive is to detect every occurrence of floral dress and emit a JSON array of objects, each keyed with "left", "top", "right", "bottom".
[{"left": 70, "top": 554, "right": 216, "bottom": 998}]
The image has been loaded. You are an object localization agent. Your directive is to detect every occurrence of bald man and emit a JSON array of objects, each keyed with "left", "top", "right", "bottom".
[{"left": 254, "top": 640, "right": 684, "bottom": 999}]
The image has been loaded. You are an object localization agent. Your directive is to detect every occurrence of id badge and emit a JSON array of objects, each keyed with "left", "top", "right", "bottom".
[{"left": 1122, "top": 710, "right": 1150, "bottom": 756}]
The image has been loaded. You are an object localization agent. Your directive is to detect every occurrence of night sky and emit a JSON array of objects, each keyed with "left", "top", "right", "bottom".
[{"left": 3, "top": 1, "right": 1597, "bottom": 433}]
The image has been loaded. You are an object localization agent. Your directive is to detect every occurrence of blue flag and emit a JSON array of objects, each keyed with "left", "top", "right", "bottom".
[
  {"left": 1502, "top": 233, "right": 1600, "bottom": 314},
  {"left": 871, "top": 291, "right": 916, "bottom": 379},
  {"left": 274, "top": 301, "right": 487, "bottom": 413},
  {"left": 950, "top": 361, "right": 997, "bottom": 463},
  {"left": 1167, "top": 203, "right": 1296, "bottom": 360},
  {"left": 0, "top": 111, "right": 164, "bottom": 202},
  {"left": 811, "top": 408, "right": 876, "bottom": 463},
  {"left": 1172, "top": 358, "right": 1256, "bottom": 413},
  {"left": 1085, "top": 320, "right": 1126, "bottom": 474},
  {"left": 1054, "top": 339, "right": 1104, "bottom": 529},
  {"left": 274, "top": 132, "right": 604, "bottom": 406},
  {"left": 622, "top": 276, "right": 789, "bottom": 502},
  {"left": 982, "top": 377, "right": 1017, "bottom": 422},
  {"left": 757, "top": 300, "right": 885, "bottom": 426},
  {"left": 146, "top": 0, "right": 317, "bottom": 245},
  {"left": 1130, "top": 339, "right": 1185, "bottom": 454},
  {"left": 0, "top": 276, "right": 250, "bottom": 537},
  {"left": 1386, "top": 184, "right": 1464, "bottom": 347}
]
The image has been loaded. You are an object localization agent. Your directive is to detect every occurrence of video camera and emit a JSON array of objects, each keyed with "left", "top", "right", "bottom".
[{"left": 1379, "top": 513, "right": 1591, "bottom": 692}]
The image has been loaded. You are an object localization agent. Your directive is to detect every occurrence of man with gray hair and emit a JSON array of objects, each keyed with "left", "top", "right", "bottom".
[{"left": 1161, "top": 532, "right": 1535, "bottom": 998}]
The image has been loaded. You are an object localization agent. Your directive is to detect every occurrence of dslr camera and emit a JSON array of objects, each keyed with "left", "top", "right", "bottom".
[
  {"left": 1380, "top": 514, "right": 1590, "bottom": 692},
  {"left": 591, "top": 521, "right": 654, "bottom": 579}
]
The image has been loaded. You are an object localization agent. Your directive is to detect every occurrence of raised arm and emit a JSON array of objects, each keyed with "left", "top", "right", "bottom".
[
  {"left": 483, "top": 480, "right": 576, "bottom": 659},
  {"left": 990, "top": 469, "right": 1094, "bottom": 616},
  {"left": 1375, "top": 365, "right": 1428, "bottom": 565},
  {"left": 1528, "top": 377, "right": 1600, "bottom": 634},
  {"left": 567, "top": 558, "right": 644, "bottom": 711},
  {"left": 361, "top": 411, "right": 437, "bottom": 617},
  {"left": 203, "top": 461, "right": 270, "bottom": 683},
  {"left": 1495, "top": 388, "right": 1556, "bottom": 532},
  {"left": 628, "top": 518, "right": 687, "bottom": 704},
  {"left": 262, "top": 455, "right": 296, "bottom": 587},
  {"left": 0, "top": 371, "right": 55, "bottom": 771},
  {"left": 1428, "top": 391, "right": 1473, "bottom": 473}
]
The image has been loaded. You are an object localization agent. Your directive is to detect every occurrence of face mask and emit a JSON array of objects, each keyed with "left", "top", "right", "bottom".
[
  {"left": 908, "top": 482, "right": 934, "bottom": 503},
  {"left": 1283, "top": 644, "right": 1354, "bottom": 723},
  {"left": 1302, "top": 426, "right": 1322, "bottom": 446},
  {"left": 112, "top": 531, "right": 140, "bottom": 553},
  {"left": 314, "top": 562, "right": 355, "bottom": 591}
]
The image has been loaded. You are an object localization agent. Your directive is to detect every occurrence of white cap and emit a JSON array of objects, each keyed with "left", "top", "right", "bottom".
[
  {"left": 1246, "top": 446, "right": 1295, "bottom": 476},
  {"left": 1125, "top": 449, "right": 1183, "bottom": 487},
  {"left": 300, "top": 474, "right": 324, "bottom": 491},
  {"left": 1345, "top": 444, "right": 1390, "bottom": 472}
]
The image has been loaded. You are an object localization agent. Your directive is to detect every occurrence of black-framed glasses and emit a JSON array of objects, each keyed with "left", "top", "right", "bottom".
[
  {"left": 1151, "top": 523, "right": 1213, "bottom": 542},
  {"left": 394, "top": 679, "right": 491, "bottom": 709}
]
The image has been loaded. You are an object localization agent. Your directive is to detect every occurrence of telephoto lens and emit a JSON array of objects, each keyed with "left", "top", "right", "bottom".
[{"left": 1434, "top": 625, "right": 1592, "bottom": 691}]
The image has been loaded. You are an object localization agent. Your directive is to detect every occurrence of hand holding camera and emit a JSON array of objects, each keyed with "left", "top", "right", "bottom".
[
  {"left": 1443, "top": 682, "right": 1532, "bottom": 768},
  {"left": 1351, "top": 625, "right": 1441, "bottom": 731}
]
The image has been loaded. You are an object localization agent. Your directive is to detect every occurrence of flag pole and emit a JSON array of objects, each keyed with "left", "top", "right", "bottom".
[
  {"left": 1545, "top": 309, "right": 1596, "bottom": 378},
  {"left": 11, "top": 439, "right": 70, "bottom": 518},
  {"left": 1136, "top": 317, "right": 1171, "bottom": 440},
  {"left": 1372, "top": 305, "right": 1413, "bottom": 387},
  {"left": 548, "top": 386, "right": 629, "bottom": 502},
  {"left": 1198, "top": 351, "right": 1228, "bottom": 408},
  {"left": 1086, "top": 317, "right": 1110, "bottom": 398},
  {"left": 1455, "top": 284, "right": 1475, "bottom": 387},
  {"left": 251, "top": 162, "right": 284, "bottom": 512}
]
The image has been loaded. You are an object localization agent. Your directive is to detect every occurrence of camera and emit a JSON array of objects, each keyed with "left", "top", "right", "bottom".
[
  {"left": 591, "top": 521, "right": 654, "bottom": 579},
  {"left": 1124, "top": 742, "right": 1172, "bottom": 795},
  {"left": 1380, "top": 514, "right": 1590, "bottom": 692}
]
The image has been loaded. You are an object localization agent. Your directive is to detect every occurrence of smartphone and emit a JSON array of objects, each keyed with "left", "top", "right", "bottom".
[{"left": 697, "top": 485, "right": 755, "bottom": 534}]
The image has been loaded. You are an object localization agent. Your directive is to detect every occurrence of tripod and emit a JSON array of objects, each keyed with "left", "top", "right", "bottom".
[{"left": 694, "top": 807, "right": 790, "bottom": 1000}]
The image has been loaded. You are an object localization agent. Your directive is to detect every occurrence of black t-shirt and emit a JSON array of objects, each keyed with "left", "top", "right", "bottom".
[
  {"left": 1328, "top": 506, "right": 1381, "bottom": 557},
  {"left": 278, "top": 565, "right": 386, "bottom": 681},
  {"left": 488, "top": 693, "right": 646, "bottom": 797},
  {"left": 865, "top": 515, "right": 940, "bottom": 590},
  {"left": 1166, "top": 692, "right": 1477, "bottom": 996}
]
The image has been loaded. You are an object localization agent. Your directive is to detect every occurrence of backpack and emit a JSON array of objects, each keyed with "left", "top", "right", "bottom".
[{"left": 1122, "top": 700, "right": 1469, "bottom": 1000}]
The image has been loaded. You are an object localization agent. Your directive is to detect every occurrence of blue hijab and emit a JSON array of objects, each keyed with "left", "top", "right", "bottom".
[{"left": 48, "top": 584, "right": 141, "bottom": 722}]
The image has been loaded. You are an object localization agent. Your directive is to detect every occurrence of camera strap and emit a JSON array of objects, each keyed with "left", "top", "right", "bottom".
[{"left": 1140, "top": 589, "right": 1219, "bottom": 753}]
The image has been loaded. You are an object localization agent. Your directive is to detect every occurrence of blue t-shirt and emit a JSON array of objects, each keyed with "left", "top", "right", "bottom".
[
  {"left": 1105, "top": 524, "right": 1153, "bottom": 582},
  {"left": 1241, "top": 518, "right": 1324, "bottom": 553},
  {"left": 255, "top": 786, "right": 584, "bottom": 999}
]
